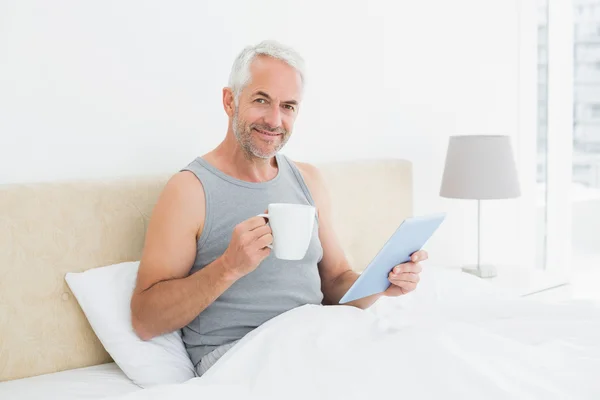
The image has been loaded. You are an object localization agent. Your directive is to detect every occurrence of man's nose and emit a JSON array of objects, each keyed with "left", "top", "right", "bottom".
[{"left": 263, "top": 104, "right": 282, "bottom": 129}]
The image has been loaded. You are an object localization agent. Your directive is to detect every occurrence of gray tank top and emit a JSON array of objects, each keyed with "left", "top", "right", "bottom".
[{"left": 180, "top": 153, "right": 324, "bottom": 368}]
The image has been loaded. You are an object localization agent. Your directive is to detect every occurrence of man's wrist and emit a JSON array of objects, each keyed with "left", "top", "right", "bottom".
[
  {"left": 216, "top": 254, "right": 242, "bottom": 283},
  {"left": 329, "top": 269, "right": 360, "bottom": 305},
  {"left": 350, "top": 292, "right": 383, "bottom": 309}
]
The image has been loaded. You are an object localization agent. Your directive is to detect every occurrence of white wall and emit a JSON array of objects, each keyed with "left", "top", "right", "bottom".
[{"left": 0, "top": 0, "right": 534, "bottom": 269}]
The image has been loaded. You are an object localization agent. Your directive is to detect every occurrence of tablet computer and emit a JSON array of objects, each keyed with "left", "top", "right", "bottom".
[{"left": 339, "top": 212, "right": 446, "bottom": 304}]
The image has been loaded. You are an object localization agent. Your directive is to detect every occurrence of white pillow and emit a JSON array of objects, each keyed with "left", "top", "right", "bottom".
[{"left": 65, "top": 261, "right": 196, "bottom": 388}]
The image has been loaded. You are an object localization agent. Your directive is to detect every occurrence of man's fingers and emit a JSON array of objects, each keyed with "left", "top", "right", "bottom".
[
  {"left": 251, "top": 225, "right": 272, "bottom": 239},
  {"left": 255, "top": 233, "right": 274, "bottom": 249},
  {"left": 386, "top": 254, "right": 425, "bottom": 297},
  {"left": 411, "top": 250, "right": 428, "bottom": 263},
  {"left": 387, "top": 278, "right": 417, "bottom": 293},
  {"left": 243, "top": 215, "right": 270, "bottom": 230},
  {"left": 392, "top": 262, "right": 422, "bottom": 274},
  {"left": 389, "top": 272, "right": 420, "bottom": 284}
]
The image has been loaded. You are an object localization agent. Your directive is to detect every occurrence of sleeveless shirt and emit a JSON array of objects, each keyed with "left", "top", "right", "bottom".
[{"left": 180, "top": 153, "right": 324, "bottom": 368}]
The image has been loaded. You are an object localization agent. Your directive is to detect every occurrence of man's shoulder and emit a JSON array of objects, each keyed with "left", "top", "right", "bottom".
[
  {"left": 168, "top": 170, "right": 205, "bottom": 192},
  {"left": 290, "top": 160, "right": 323, "bottom": 183},
  {"left": 159, "top": 171, "right": 206, "bottom": 214},
  {"left": 289, "top": 159, "right": 330, "bottom": 208}
]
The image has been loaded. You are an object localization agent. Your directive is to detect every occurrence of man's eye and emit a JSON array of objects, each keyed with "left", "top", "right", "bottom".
[
  {"left": 283, "top": 104, "right": 295, "bottom": 112},
  {"left": 255, "top": 98, "right": 267, "bottom": 104}
]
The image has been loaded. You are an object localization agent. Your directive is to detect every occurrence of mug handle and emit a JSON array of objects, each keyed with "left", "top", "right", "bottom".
[{"left": 256, "top": 213, "right": 273, "bottom": 249}]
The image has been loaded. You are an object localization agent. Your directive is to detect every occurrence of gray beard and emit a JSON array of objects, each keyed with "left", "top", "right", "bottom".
[{"left": 232, "top": 111, "right": 290, "bottom": 159}]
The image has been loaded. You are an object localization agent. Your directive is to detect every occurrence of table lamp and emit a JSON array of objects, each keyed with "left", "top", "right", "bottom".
[{"left": 439, "top": 135, "right": 521, "bottom": 278}]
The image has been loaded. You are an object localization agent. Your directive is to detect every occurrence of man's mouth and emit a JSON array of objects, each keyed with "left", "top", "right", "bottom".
[{"left": 253, "top": 127, "right": 281, "bottom": 137}]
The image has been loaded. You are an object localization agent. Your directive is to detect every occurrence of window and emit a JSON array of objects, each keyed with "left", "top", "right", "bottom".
[
  {"left": 536, "top": 0, "right": 549, "bottom": 269},
  {"left": 536, "top": 0, "right": 574, "bottom": 274},
  {"left": 573, "top": 0, "right": 600, "bottom": 277}
]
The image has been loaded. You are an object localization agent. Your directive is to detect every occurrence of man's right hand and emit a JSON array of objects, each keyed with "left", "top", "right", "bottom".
[{"left": 221, "top": 215, "right": 273, "bottom": 280}]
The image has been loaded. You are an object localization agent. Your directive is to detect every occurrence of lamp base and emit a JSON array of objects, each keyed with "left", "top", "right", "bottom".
[{"left": 462, "top": 264, "right": 497, "bottom": 279}]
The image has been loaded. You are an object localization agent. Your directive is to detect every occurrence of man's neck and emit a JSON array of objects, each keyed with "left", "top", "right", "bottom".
[{"left": 204, "top": 133, "right": 278, "bottom": 183}]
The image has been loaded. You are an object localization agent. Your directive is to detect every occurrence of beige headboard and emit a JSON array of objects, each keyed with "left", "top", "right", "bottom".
[{"left": 0, "top": 158, "right": 412, "bottom": 382}]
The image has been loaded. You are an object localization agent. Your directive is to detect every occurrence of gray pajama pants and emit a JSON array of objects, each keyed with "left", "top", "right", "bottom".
[{"left": 195, "top": 339, "right": 240, "bottom": 377}]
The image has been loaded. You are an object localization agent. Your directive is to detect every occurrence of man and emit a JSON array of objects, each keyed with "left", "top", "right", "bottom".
[{"left": 130, "top": 40, "right": 426, "bottom": 376}]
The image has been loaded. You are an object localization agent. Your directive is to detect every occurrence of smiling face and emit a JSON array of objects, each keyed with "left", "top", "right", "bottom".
[{"left": 226, "top": 55, "right": 302, "bottom": 159}]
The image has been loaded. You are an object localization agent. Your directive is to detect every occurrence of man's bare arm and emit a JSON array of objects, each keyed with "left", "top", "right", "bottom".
[
  {"left": 297, "top": 162, "right": 426, "bottom": 307},
  {"left": 295, "top": 163, "right": 382, "bottom": 309},
  {"left": 130, "top": 172, "right": 237, "bottom": 340},
  {"left": 130, "top": 171, "right": 273, "bottom": 340}
]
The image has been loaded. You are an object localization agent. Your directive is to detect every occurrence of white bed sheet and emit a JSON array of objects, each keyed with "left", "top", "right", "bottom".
[
  {"left": 103, "top": 267, "right": 600, "bottom": 400},
  {"left": 0, "top": 362, "right": 141, "bottom": 400}
]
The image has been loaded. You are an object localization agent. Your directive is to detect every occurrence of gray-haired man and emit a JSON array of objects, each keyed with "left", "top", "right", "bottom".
[{"left": 130, "top": 40, "right": 427, "bottom": 376}]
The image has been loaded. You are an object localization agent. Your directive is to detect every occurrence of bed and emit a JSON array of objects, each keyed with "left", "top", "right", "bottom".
[
  {"left": 0, "top": 363, "right": 140, "bottom": 400},
  {"left": 1, "top": 158, "right": 599, "bottom": 400}
]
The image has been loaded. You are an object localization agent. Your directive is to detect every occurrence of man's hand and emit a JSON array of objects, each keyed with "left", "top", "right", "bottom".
[
  {"left": 221, "top": 215, "right": 273, "bottom": 280},
  {"left": 383, "top": 250, "right": 428, "bottom": 297}
]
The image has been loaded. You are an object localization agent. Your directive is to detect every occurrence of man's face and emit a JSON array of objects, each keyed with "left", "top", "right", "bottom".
[{"left": 231, "top": 56, "right": 302, "bottom": 159}]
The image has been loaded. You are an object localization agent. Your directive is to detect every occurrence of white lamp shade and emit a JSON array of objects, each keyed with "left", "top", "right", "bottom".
[{"left": 440, "top": 135, "right": 521, "bottom": 200}]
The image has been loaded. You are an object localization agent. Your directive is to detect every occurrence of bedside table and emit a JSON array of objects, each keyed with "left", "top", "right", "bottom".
[{"left": 456, "top": 265, "right": 570, "bottom": 298}]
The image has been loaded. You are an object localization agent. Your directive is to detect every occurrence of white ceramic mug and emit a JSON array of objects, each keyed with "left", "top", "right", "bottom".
[{"left": 257, "top": 203, "right": 316, "bottom": 260}]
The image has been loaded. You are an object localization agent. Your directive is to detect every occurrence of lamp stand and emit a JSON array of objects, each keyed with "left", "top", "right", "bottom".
[{"left": 462, "top": 200, "right": 497, "bottom": 279}]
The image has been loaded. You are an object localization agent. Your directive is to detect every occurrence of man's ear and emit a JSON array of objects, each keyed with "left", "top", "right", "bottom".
[{"left": 222, "top": 87, "right": 235, "bottom": 117}]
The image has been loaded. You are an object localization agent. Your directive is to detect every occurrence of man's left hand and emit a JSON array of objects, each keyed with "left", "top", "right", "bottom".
[{"left": 383, "top": 250, "right": 428, "bottom": 297}]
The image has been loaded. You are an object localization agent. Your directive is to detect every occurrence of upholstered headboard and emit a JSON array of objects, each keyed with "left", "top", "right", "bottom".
[{"left": 0, "top": 158, "right": 412, "bottom": 381}]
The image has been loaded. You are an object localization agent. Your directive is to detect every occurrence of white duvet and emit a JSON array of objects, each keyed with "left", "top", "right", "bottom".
[{"left": 106, "top": 269, "right": 600, "bottom": 400}]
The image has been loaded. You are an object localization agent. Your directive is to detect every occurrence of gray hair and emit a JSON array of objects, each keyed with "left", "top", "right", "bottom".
[{"left": 228, "top": 40, "right": 306, "bottom": 104}]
